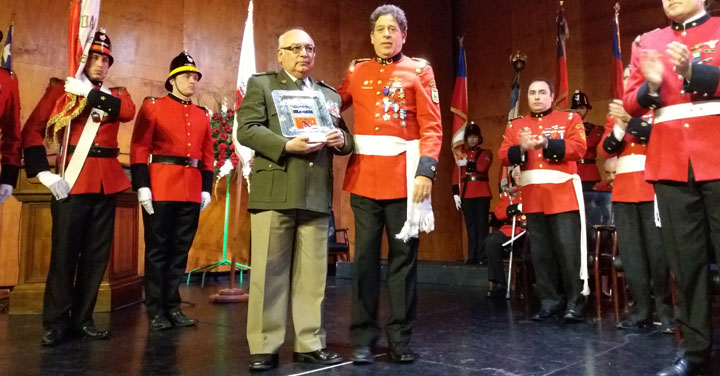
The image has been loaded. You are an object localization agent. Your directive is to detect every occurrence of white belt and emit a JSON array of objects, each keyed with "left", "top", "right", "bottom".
[
  {"left": 354, "top": 135, "right": 407, "bottom": 156},
  {"left": 352, "top": 134, "right": 434, "bottom": 241},
  {"left": 616, "top": 154, "right": 646, "bottom": 175},
  {"left": 653, "top": 100, "right": 720, "bottom": 124},
  {"left": 521, "top": 169, "right": 590, "bottom": 296}
]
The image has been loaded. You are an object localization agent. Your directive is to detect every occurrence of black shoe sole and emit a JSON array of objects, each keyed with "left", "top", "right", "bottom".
[
  {"left": 351, "top": 356, "right": 374, "bottom": 365},
  {"left": 293, "top": 353, "right": 343, "bottom": 365}
]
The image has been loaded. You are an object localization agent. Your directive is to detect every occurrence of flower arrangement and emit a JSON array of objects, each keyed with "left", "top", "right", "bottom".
[{"left": 210, "top": 103, "right": 240, "bottom": 178}]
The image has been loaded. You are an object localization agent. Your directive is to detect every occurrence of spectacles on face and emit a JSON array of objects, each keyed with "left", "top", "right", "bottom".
[{"left": 279, "top": 44, "right": 316, "bottom": 55}]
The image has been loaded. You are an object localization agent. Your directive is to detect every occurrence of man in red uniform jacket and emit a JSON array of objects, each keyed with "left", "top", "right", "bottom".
[
  {"left": 571, "top": 90, "right": 603, "bottom": 190},
  {"left": 451, "top": 122, "right": 492, "bottom": 265},
  {"left": 485, "top": 166, "right": 525, "bottom": 299},
  {"left": 22, "top": 30, "right": 136, "bottom": 346},
  {"left": 624, "top": 1, "right": 720, "bottom": 374},
  {"left": 602, "top": 70, "right": 672, "bottom": 335},
  {"left": 130, "top": 51, "right": 214, "bottom": 331},
  {"left": 338, "top": 4, "right": 442, "bottom": 364},
  {"left": 498, "top": 78, "right": 588, "bottom": 323},
  {"left": 0, "top": 67, "right": 22, "bottom": 203}
]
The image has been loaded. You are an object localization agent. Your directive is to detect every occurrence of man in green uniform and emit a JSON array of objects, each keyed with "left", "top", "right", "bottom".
[{"left": 234, "top": 28, "right": 353, "bottom": 372}]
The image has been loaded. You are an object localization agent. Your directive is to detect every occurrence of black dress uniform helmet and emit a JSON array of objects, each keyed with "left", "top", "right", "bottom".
[
  {"left": 464, "top": 121, "right": 483, "bottom": 144},
  {"left": 570, "top": 90, "right": 592, "bottom": 110},
  {"left": 90, "top": 28, "right": 114, "bottom": 66},
  {"left": 165, "top": 51, "right": 203, "bottom": 92}
]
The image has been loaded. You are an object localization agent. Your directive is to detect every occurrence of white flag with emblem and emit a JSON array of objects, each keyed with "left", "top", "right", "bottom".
[{"left": 232, "top": 0, "right": 256, "bottom": 181}]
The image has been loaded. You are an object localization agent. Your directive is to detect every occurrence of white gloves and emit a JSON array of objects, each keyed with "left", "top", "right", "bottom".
[
  {"left": 200, "top": 191, "right": 211, "bottom": 212},
  {"left": 0, "top": 184, "right": 12, "bottom": 204},
  {"left": 37, "top": 171, "right": 70, "bottom": 200},
  {"left": 456, "top": 158, "right": 468, "bottom": 167},
  {"left": 137, "top": 187, "right": 154, "bottom": 215},
  {"left": 64, "top": 77, "right": 92, "bottom": 97},
  {"left": 453, "top": 194, "right": 462, "bottom": 210}
]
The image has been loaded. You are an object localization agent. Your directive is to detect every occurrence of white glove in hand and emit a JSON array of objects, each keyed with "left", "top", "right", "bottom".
[
  {"left": 137, "top": 187, "right": 154, "bottom": 215},
  {"left": 0, "top": 184, "right": 12, "bottom": 204},
  {"left": 64, "top": 77, "right": 92, "bottom": 97},
  {"left": 453, "top": 194, "right": 462, "bottom": 210},
  {"left": 37, "top": 171, "right": 70, "bottom": 200},
  {"left": 456, "top": 158, "right": 468, "bottom": 167},
  {"left": 200, "top": 191, "right": 211, "bottom": 212}
]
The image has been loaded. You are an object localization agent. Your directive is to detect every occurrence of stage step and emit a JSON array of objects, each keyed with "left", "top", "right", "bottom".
[{"left": 335, "top": 261, "right": 492, "bottom": 288}]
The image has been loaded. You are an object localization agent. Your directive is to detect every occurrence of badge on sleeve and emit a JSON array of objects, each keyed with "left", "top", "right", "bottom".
[{"left": 431, "top": 87, "right": 439, "bottom": 104}]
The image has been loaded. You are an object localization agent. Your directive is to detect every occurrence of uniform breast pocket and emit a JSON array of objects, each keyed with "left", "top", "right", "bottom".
[{"left": 250, "top": 159, "right": 287, "bottom": 202}]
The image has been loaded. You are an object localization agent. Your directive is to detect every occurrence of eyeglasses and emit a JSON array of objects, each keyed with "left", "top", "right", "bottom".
[{"left": 279, "top": 44, "right": 316, "bottom": 54}]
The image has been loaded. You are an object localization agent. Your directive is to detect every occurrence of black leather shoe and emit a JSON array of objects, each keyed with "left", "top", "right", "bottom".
[
  {"left": 293, "top": 348, "right": 343, "bottom": 365},
  {"left": 389, "top": 342, "right": 415, "bottom": 363},
  {"left": 41, "top": 328, "right": 68, "bottom": 347},
  {"left": 532, "top": 309, "right": 559, "bottom": 321},
  {"left": 616, "top": 319, "right": 649, "bottom": 330},
  {"left": 563, "top": 309, "right": 584, "bottom": 323},
  {"left": 149, "top": 314, "right": 172, "bottom": 331},
  {"left": 249, "top": 353, "right": 279, "bottom": 372},
  {"left": 486, "top": 285, "right": 507, "bottom": 299},
  {"left": 78, "top": 324, "right": 109, "bottom": 340},
  {"left": 656, "top": 357, "right": 707, "bottom": 376},
  {"left": 351, "top": 346, "right": 374, "bottom": 364},
  {"left": 167, "top": 311, "right": 198, "bottom": 327}
]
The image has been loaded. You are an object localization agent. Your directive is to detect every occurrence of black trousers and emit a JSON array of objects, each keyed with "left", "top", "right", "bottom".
[
  {"left": 485, "top": 231, "right": 511, "bottom": 285},
  {"left": 43, "top": 193, "right": 116, "bottom": 330},
  {"left": 142, "top": 201, "right": 200, "bottom": 317},
  {"left": 526, "top": 211, "right": 584, "bottom": 312},
  {"left": 654, "top": 169, "right": 720, "bottom": 365},
  {"left": 461, "top": 197, "right": 490, "bottom": 262},
  {"left": 613, "top": 202, "right": 672, "bottom": 325},
  {"left": 349, "top": 194, "right": 418, "bottom": 346}
]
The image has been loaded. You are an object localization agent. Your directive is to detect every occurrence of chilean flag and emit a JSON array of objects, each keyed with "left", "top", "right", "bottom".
[
  {"left": 554, "top": 3, "right": 569, "bottom": 109},
  {"left": 611, "top": 4, "right": 623, "bottom": 99},
  {"left": 450, "top": 38, "right": 468, "bottom": 153}
]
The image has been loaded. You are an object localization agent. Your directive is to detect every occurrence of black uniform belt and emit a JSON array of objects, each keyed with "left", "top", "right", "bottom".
[
  {"left": 64, "top": 144, "right": 119, "bottom": 158},
  {"left": 150, "top": 154, "right": 204, "bottom": 169},
  {"left": 578, "top": 159, "right": 596, "bottom": 164},
  {"left": 463, "top": 175, "right": 489, "bottom": 182}
]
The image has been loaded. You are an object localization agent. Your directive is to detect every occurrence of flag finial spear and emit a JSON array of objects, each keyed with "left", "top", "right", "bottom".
[{"left": 614, "top": 2, "right": 621, "bottom": 14}]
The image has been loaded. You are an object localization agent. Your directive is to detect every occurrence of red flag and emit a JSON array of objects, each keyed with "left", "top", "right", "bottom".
[
  {"left": 450, "top": 39, "right": 468, "bottom": 153},
  {"left": 554, "top": 3, "right": 569, "bottom": 109},
  {"left": 611, "top": 3, "right": 624, "bottom": 99}
]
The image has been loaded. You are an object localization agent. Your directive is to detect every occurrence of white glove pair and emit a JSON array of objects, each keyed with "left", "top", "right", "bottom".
[
  {"left": 64, "top": 77, "right": 92, "bottom": 97},
  {"left": 453, "top": 194, "right": 462, "bottom": 210},
  {"left": 37, "top": 171, "right": 70, "bottom": 200},
  {"left": 137, "top": 187, "right": 212, "bottom": 215},
  {"left": 0, "top": 184, "right": 13, "bottom": 204},
  {"left": 456, "top": 158, "right": 468, "bottom": 167}
]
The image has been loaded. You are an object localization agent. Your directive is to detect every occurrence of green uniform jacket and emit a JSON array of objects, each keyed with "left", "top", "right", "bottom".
[{"left": 235, "top": 70, "right": 354, "bottom": 214}]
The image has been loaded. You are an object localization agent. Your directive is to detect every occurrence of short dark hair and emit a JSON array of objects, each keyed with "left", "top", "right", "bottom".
[
  {"left": 529, "top": 77, "right": 554, "bottom": 94},
  {"left": 370, "top": 4, "right": 408, "bottom": 32}
]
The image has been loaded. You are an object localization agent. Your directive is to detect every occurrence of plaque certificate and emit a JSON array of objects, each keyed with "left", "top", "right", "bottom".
[{"left": 271, "top": 90, "right": 334, "bottom": 142}]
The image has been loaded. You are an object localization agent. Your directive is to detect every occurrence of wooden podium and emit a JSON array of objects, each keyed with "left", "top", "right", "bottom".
[{"left": 9, "top": 170, "right": 143, "bottom": 314}]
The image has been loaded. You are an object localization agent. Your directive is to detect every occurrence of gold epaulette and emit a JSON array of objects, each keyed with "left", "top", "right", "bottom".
[
  {"left": 111, "top": 87, "right": 125, "bottom": 94},
  {"left": 411, "top": 57, "right": 430, "bottom": 74},
  {"left": 252, "top": 71, "right": 275, "bottom": 76},
  {"left": 507, "top": 116, "right": 522, "bottom": 128},
  {"left": 144, "top": 96, "right": 156, "bottom": 104},
  {"left": 634, "top": 28, "right": 660, "bottom": 46},
  {"left": 348, "top": 58, "right": 370, "bottom": 72}
]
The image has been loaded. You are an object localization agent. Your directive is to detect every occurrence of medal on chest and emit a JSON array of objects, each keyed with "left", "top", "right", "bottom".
[{"left": 379, "top": 77, "right": 407, "bottom": 126}]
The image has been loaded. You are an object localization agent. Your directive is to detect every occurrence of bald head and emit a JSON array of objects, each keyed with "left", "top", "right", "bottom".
[
  {"left": 604, "top": 157, "right": 617, "bottom": 186},
  {"left": 277, "top": 29, "right": 316, "bottom": 79}
]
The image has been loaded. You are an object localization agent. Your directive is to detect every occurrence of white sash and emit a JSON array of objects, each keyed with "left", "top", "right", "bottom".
[
  {"left": 353, "top": 135, "right": 435, "bottom": 241},
  {"left": 521, "top": 169, "right": 590, "bottom": 296},
  {"left": 653, "top": 100, "right": 720, "bottom": 124},
  {"left": 616, "top": 154, "right": 646, "bottom": 175},
  {"left": 63, "top": 75, "right": 111, "bottom": 190}
]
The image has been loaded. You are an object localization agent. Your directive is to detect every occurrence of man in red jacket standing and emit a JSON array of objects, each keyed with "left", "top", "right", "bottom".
[
  {"left": 22, "top": 30, "right": 136, "bottom": 346},
  {"left": 338, "top": 4, "right": 443, "bottom": 364},
  {"left": 0, "top": 65, "right": 22, "bottom": 204},
  {"left": 498, "top": 78, "right": 588, "bottom": 323},
  {"left": 570, "top": 91, "right": 603, "bottom": 191},
  {"left": 130, "top": 51, "right": 214, "bottom": 331},
  {"left": 624, "top": 1, "right": 720, "bottom": 374}
]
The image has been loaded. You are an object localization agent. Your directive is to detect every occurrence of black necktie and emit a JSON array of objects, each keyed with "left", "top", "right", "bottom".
[{"left": 297, "top": 79, "right": 306, "bottom": 90}]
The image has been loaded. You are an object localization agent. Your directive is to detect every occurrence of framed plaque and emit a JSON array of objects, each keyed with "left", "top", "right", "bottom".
[{"left": 271, "top": 90, "right": 335, "bottom": 142}]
